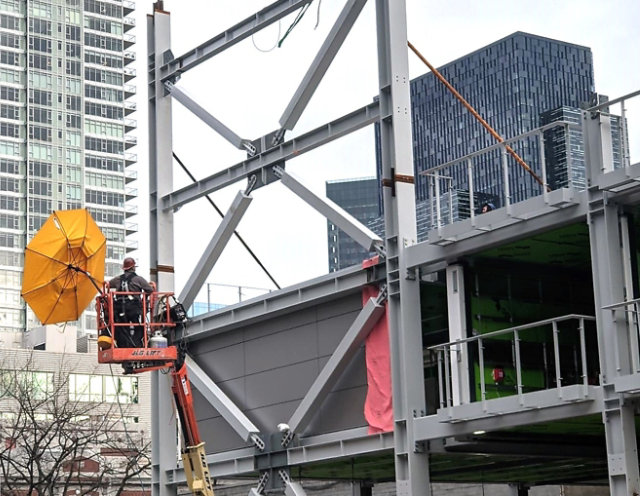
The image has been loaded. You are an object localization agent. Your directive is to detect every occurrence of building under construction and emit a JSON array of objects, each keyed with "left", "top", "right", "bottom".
[{"left": 146, "top": 1, "right": 640, "bottom": 496}]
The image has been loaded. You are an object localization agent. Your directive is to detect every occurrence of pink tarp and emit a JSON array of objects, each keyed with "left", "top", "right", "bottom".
[{"left": 362, "top": 284, "right": 393, "bottom": 434}]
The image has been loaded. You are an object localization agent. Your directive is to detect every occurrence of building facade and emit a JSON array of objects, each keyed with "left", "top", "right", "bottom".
[
  {"left": 326, "top": 177, "right": 379, "bottom": 272},
  {"left": 0, "top": 0, "right": 137, "bottom": 334}
]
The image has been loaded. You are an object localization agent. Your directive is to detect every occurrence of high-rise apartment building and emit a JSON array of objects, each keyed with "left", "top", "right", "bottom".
[{"left": 0, "top": 0, "right": 137, "bottom": 334}]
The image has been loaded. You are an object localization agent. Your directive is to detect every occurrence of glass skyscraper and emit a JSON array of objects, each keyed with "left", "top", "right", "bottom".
[
  {"left": 0, "top": 0, "right": 137, "bottom": 334},
  {"left": 326, "top": 177, "right": 380, "bottom": 272},
  {"left": 375, "top": 31, "right": 595, "bottom": 208}
]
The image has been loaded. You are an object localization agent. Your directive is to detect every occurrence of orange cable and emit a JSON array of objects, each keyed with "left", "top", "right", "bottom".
[{"left": 408, "top": 41, "right": 549, "bottom": 192}]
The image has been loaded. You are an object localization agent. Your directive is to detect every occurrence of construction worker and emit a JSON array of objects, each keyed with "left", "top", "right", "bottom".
[{"left": 108, "top": 257, "right": 153, "bottom": 348}]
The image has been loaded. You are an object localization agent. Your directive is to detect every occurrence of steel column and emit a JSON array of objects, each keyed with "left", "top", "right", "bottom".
[
  {"left": 375, "top": 0, "right": 430, "bottom": 494},
  {"left": 585, "top": 110, "right": 640, "bottom": 496},
  {"left": 148, "top": 6, "right": 177, "bottom": 496},
  {"left": 446, "top": 265, "right": 470, "bottom": 405},
  {"left": 179, "top": 191, "right": 253, "bottom": 310}
]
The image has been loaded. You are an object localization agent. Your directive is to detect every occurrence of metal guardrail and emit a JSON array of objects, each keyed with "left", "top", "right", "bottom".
[
  {"left": 420, "top": 120, "right": 576, "bottom": 234},
  {"left": 429, "top": 314, "right": 597, "bottom": 411},
  {"left": 603, "top": 297, "right": 640, "bottom": 375}
]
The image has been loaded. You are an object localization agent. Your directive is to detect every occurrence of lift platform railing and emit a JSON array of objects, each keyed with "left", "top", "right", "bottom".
[
  {"left": 428, "top": 314, "right": 597, "bottom": 411},
  {"left": 602, "top": 297, "right": 640, "bottom": 375}
]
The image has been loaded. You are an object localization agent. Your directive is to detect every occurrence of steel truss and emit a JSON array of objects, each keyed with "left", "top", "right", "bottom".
[{"left": 148, "top": 1, "right": 640, "bottom": 495}]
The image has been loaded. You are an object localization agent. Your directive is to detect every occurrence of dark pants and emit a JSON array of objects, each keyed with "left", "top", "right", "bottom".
[{"left": 114, "top": 300, "right": 144, "bottom": 348}]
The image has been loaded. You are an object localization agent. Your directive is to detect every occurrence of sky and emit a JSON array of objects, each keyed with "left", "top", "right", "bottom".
[{"left": 129, "top": 0, "right": 640, "bottom": 305}]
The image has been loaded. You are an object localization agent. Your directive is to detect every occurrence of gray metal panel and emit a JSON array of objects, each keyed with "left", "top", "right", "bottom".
[
  {"left": 185, "top": 263, "right": 378, "bottom": 340},
  {"left": 189, "top": 293, "right": 367, "bottom": 453}
]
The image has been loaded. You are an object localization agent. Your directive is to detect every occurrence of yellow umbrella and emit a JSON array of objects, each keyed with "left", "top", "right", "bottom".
[{"left": 21, "top": 209, "right": 106, "bottom": 325}]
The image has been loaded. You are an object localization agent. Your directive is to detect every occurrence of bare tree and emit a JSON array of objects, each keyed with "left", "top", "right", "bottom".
[{"left": 0, "top": 352, "right": 151, "bottom": 496}]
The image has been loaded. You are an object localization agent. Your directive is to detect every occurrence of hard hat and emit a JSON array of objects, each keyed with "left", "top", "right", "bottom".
[{"left": 122, "top": 257, "right": 136, "bottom": 270}]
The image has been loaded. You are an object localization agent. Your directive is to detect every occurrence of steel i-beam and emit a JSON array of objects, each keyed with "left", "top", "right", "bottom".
[
  {"left": 274, "top": 166, "right": 384, "bottom": 255},
  {"left": 286, "top": 290, "right": 386, "bottom": 434},
  {"left": 165, "top": 82, "right": 256, "bottom": 155},
  {"left": 276, "top": 0, "right": 368, "bottom": 142},
  {"left": 179, "top": 190, "right": 253, "bottom": 310},
  {"left": 185, "top": 356, "right": 263, "bottom": 447}
]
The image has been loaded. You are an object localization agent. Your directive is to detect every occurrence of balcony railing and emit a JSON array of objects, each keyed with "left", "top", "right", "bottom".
[{"left": 429, "top": 314, "right": 597, "bottom": 412}]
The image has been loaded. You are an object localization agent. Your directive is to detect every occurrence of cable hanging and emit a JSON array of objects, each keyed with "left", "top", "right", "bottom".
[{"left": 172, "top": 152, "right": 281, "bottom": 290}]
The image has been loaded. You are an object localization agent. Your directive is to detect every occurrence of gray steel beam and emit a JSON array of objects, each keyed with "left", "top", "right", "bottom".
[
  {"left": 183, "top": 262, "right": 383, "bottom": 341},
  {"left": 375, "top": 0, "right": 430, "bottom": 494},
  {"left": 159, "top": 0, "right": 314, "bottom": 83},
  {"left": 162, "top": 101, "right": 380, "bottom": 211},
  {"left": 169, "top": 447, "right": 256, "bottom": 482},
  {"left": 413, "top": 385, "right": 603, "bottom": 441},
  {"left": 275, "top": 167, "right": 384, "bottom": 254},
  {"left": 288, "top": 427, "right": 394, "bottom": 465},
  {"left": 185, "top": 355, "right": 261, "bottom": 444},
  {"left": 149, "top": 8, "right": 177, "bottom": 496},
  {"left": 287, "top": 293, "right": 386, "bottom": 434},
  {"left": 179, "top": 191, "right": 253, "bottom": 310},
  {"left": 166, "top": 83, "right": 256, "bottom": 154},
  {"left": 277, "top": 0, "right": 368, "bottom": 136},
  {"left": 405, "top": 191, "right": 587, "bottom": 272}
]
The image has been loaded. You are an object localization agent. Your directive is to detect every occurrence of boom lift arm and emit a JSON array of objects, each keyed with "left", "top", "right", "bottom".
[{"left": 96, "top": 288, "right": 215, "bottom": 496}]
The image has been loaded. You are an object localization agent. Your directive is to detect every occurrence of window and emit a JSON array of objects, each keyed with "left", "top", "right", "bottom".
[
  {"left": 85, "top": 155, "right": 123, "bottom": 172},
  {"left": 29, "top": 72, "right": 52, "bottom": 89},
  {"left": 85, "top": 119, "right": 123, "bottom": 138},
  {"left": 84, "top": 32, "right": 123, "bottom": 52},
  {"left": 29, "top": 1, "right": 52, "bottom": 18},
  {"left": 29, "top": 89, "right": 52, "bottom": 106},
  {"left": 66, "top": 95, "right": 81, "bottom": 111},
  {"left": 65, "top": 77, "right": 81, "bottom": 94},
  {"left": 85, "top": 67, "right": 123, "bottom": 86},
  {"left": 0, "top": 51, "right": 20, "bottom": 66},
  {"left": 0, "top": 371, "right": 54, "bottom": 400},
  {"left": 0, "top": 68, "right": 21, "bottom": 84},
  {"left": 85, "top": 137, "right": 123, "bottom": 155},
  {"left": 29, "top": 125, "right": 52, "bottom": 142},
  {"left": 85, "top": 85, "right": 123, "bottom": 103},
  {"left": 0, "top": 158, "right": 20, "bottom": 174},
  {"left": 28, "top": 107, "right": 52, "bottom": 124},
  {"left": 83, "top": 0, "right": 122, "bottom": 19},
  {"left": 85, "top": 50, "right": 123, "bottom": 69},
  {"left": 28, "top": 197, "right": 52, "bottom": 214},
  {"left": 85, "top": 102, "right": 123, "bottom": 120},
  {"left": 0, "top": 86, "right": 19, "bottom": 102},
  {"left": 65, "top": 113, "right": 81, "bottom": 128},
  {"left": 28, "top": 36, "right": 51, "bottom": 53},
  {"left": 85, "top": 189, "right": 123, "bottom": 207},
  {"left": 65, "top": 24, "right": 80, "bottom": 41},
  {"left": 65, "top": 42, "right": 81, "bottom": 58},
  {"left": 0, "top": 14, "right": 20, "bottom": 31},
  {"left": 65, "top": 60, "right": 81, "bottom": 76},
  {"left": 29, "top": 161, "right": 51, "bottom": 178},
  {"left": 28, "top": 18, "right": 51, "bottom": 35},
  {"left": 0, "top": 140, "right": 21, "bottom": 156},
  {"left": 0, "top": 176, "right": 19, "bottom": 192},
  {"left": 0, "top": 32, "right": 20, "bottom": 48},
  {"left": 69, "top": 374, "right": 138, "bottom": 404},
  {"left": 29, "top": 53, "right": 51, "bottom": 71},
  {"left": 0, "top": 122, "right": 18, "bottom": 138},
  {"left": 87, "top": 207, "right": 123, "bottom": 224},
  {"left": 0, "top": 105, "right": 19, "bottom": 121}
]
